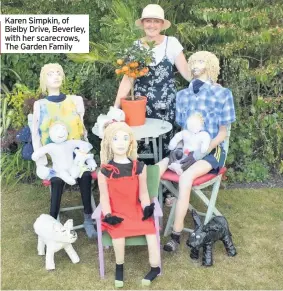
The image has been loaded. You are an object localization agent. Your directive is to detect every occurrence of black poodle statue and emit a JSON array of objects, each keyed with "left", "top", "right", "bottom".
[{"left": 186, "top": 209, "right": 237, "bottom": 266}]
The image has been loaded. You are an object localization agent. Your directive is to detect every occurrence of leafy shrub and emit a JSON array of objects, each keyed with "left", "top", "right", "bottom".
[
  {"left": 2, "top": 0, "right": 283, "bottom": 183},
  {"left": 227, "top": 97, "right": 283, "bottom": 182},
  {"left": 1, "top": 148, "right": 37, "bottom": 187},
  {"left": 6, "top": 84, "right": 39, "bottom": 129}
]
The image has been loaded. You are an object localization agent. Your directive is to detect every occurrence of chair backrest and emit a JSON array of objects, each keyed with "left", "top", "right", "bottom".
[
  {"left": 221, "top": 124, "right": 231, "bottom": 167},
  {"left": 100, "top": 164, "right": 161, "bottom": 247},
  {"left": 28, "top": 113, "right": 33, "bottom": 131},
  {"left": 146, "top": 165, "right": 160, "bottom": 199},
  {"left": 223, "top": 124, "right": 231, "bottom": 155}
]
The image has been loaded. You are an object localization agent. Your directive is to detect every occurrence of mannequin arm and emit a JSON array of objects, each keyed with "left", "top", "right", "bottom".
[
  {"left": 71, "top": 95, "right": 88, "bottom": 141},
  {"left": 98, "top": 171, "right": 111, "bottom": 215},
  {"left": 168, "top": 131, "right": 184, "bottom": 150},
  {"left": 114, "top": 75, "right": 134, "bottom": 108},
  {"left": 198, "top": 132, "right": 211, "bottom": 153},
  {"left": 32, "top": 144, "right": 53, "bottom": 161},
  {"left": 31, "top": 101, "right": 47, "bottom": 165},
  {"left": 207, "top": 126, "right": 227, "bottom": 153},
  {"left": 138, "top": 165, "right": 151, "bottom": 208},
  {"left": 67, "top": 140, "right": 93, "bottom": 152},
  {"left": 31, "top": 101, "right": 41, "bottom": 151}
]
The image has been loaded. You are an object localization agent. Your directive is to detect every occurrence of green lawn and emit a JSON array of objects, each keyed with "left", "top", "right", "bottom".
[{"left": 1, "top": 183, "right": 283, "bottom": 290}]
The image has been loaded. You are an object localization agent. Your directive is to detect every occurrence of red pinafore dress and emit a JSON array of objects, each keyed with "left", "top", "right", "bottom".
[{"left": 101, "top": 160, "right": 155, "bottom": 239}]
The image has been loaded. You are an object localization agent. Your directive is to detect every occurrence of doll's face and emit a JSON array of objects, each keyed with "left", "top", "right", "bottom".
[
  {"left": 111, "top": 130, "right": 131, "bottom": 157},
  {"left": 142, "top": 18, "right": 164, "bottom": 38},
  {"left": 191, "top": 59, "right": 207, "bottom": 78},
  {"left": 186, "top": 115, "right": 204, "bottom": 133},
  {"left": 45, "top": 68, "right": 63, "bottom": 90},
  {"left": 49, "top": 123, "right": 68, "bottom": 143}
]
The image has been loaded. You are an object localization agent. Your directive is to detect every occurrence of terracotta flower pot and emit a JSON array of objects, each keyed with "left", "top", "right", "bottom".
[{"left": 121, "top": 96, "right": 147, "bottom": 126}]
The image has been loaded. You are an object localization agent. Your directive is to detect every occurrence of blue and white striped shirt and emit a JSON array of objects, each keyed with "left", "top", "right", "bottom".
[{"left": 176, "top": 79, "right": 236, "bottom": 139}]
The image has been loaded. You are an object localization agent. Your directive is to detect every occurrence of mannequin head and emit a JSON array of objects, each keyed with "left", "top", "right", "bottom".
[
  {"left": 100, "top": 122, "right": 137, "bottom": 164},
  {"left": 49, "top": 122, "right": 68, "bottom": 144},
  {"left": 40, "top": 63, "right": 65, "bottom": 94},
  {"left": 188, "top": 51, "right": 220, "bottom": 83}
]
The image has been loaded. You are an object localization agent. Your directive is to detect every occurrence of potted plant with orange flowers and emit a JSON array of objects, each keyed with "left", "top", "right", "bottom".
[{"left": 115, "top": 42, "right": 155, "bottom": 126}]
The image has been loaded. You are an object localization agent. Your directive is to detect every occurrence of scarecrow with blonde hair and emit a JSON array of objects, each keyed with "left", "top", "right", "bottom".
[
  {"left": 97, "top": 121, "right": 161, "bottom": 288},
  {"left": 31, "top": 63, "right": 97, "bottom": 239},
  {"left": 163, "top": 51, "right": 236, "bottom": 251}
]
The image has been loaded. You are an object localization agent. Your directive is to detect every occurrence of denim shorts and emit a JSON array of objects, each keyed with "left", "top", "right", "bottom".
[{"left": 202, "top": 145, "right": 226, "bottom": 174}]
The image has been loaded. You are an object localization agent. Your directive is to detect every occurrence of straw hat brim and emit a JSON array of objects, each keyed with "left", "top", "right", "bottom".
[{"left": 135, "top": 18, "right": 171, "bottom": 30}]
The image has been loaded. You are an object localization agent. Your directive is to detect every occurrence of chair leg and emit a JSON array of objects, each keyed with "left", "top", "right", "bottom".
[
  {"left": 96, "top": 218, "right": 105, "bottom": 278},
  {"left": 164, "top": 198, "right": 177, "bottom": 237},
  {"left": 204, "top": 177, "right": 222, "bottom": 224},
  {"left": 154, "top": 216, "right": 162, "bottom": 275},
  {"left": 161, "top": 180, "right": 179, "bottom": 197},
  {"left": 91, "top": 194, "right": 96, "bottom": 211},
  {"left": 161, "top": 177, "right": 223, "bottom": 235},
  {"left": 161, "top": 179, "right": 179, "bottom": 237},
  {"left": 192, "top": 188, "right": 222, "bottom": 218},
  {"left": 158, "top": 185, "right": 163, "bottom": 229}
]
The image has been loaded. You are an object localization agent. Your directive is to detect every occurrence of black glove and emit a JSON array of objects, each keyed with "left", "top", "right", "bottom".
[
  {"left": 180, "top": 152, "right": 196, "bottom": 172},
  {"left": 142, "top": 203, "right": 155, "bottom": 221},
  {"left": 103, "top": 214, "right": 124, "bottom": 225}
]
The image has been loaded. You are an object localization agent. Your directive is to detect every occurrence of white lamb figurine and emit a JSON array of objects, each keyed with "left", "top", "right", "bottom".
[
  {"left": 33, "top": 214, "right": 80, "bottom": 270},
  {"left": 31, "top": 122, "right": 97, "bottom": 185},
  {"left": 168, "top": 114, "right": 211, "bottom": 175}
]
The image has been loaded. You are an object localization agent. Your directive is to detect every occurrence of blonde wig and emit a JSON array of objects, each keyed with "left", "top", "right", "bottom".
[
  {"left": 187, "top": 51, "right": 220, "bottom": 83},
  {"left": 100, "top": 122, "right": 138, "bottom": 164},
  {"left": 40, "top": 63, "right": 65, "bottom": 93}
]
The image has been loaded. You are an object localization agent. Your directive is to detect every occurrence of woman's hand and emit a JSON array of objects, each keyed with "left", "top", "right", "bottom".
[{"left": 114, "top": 75, "right": 133, "bottom": 108}]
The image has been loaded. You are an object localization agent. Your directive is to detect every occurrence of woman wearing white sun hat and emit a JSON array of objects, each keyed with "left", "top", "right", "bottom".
[{"left": 114, "top": 4, "right": 189, "bottom": 157}]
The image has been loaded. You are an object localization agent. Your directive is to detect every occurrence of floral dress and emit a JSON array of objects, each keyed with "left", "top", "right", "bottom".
[
  {"left": 38, "top": 95, "right": 84, "bottom": 145},
  {"left": 134, "top": 37, "right": 177, "bottom": 157}
]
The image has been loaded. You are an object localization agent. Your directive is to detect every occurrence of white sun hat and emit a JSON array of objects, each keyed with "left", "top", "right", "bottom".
[{"left": 135, "top": 4, "right": 171, "bottom": 31}]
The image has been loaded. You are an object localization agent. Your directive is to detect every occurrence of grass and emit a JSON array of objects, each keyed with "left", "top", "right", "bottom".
[{"left": 1, "top": 183, "right": 283, "bottom": 290}]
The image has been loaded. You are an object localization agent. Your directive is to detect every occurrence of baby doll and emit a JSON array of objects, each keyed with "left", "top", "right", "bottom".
[
  {"left": 32, "top": 122, "right": 96, "bottom": 185},
  {"left": 93, "top": 106, "right": 125, "bottom": 138},
  {"left": 168, "top": 113, "right": 211, "bottom": 175},
  {"left": 72, "top": 148, "right": 96, "bottom": 179},
  {"left": 97, "top": 121, "right": 160, "bottom": 288}
]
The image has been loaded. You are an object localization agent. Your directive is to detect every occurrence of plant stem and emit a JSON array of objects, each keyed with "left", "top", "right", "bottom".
[{"left": 130, "top": 79, "right": 135, "bottom": 101}]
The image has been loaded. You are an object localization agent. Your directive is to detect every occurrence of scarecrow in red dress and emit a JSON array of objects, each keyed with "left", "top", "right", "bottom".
[{"left": 97, "top": 121, "right": 161, "bottom": 288}]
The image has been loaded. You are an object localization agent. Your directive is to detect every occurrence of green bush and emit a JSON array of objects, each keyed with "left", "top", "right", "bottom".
[
  {"left": 1, "top": 148, "right": 37, "bottom": 187},
  {"left": 227, "top": 97, "right": 283, "bottom": 182},
  {"left": 2, "top": 0, "right": 283, "bottom": 183},
  {"left": 6, "top": 84, "right": 39, "bottom": 129}
]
